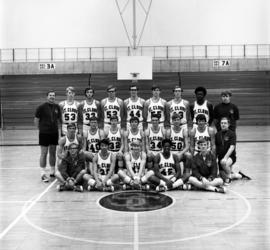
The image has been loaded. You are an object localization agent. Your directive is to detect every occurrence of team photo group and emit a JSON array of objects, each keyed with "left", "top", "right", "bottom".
[{"left": 34, "top": 83, "right": 251, "bottom": 194}]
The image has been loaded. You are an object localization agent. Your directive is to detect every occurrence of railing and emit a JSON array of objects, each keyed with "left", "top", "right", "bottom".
[{"left": 0, "top": 44, "right": 270, "bottom": 62}]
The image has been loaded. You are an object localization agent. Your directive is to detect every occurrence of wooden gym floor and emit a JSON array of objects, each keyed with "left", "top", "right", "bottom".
[{"left": 0, "top": 126, "right": 270, "bottom": 250}]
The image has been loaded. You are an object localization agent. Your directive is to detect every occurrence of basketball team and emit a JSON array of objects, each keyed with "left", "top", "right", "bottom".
[{"left": 34, "top": 84, "right": 251, "bottom": 193}]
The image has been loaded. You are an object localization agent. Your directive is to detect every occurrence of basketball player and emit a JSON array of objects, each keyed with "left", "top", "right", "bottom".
[
  {"left": 89, "top": 139, "right": 119, "bottom": 191},
  {"left": 124, "top": 84, "right": 145, "bottom": 130},
  {"left": 190, "top": 86, "right": 214, "bottom": 126},
  {"left": 56, "top": 143, "right": 86, "bottom": 192},
  {"left": 56, "top": 123, "right": 83, "bottom": 166},
  {"left": 190, "top": 114, "right": 216, "bottom": 156},
  {"left": 144, "top": 85, "right": 167, "bottom": 128},
  {"left": 166, "top": 85, "right": 191, "bottom": 129},
  {"left": 215, "top": 117, "right": 251, "bottom": 185},
  {"left": 145, "top": 114, "right": 166, "bottom": 169},
  {"left": 124, "top": 116, "right": 145, "bottom": 153},
  {"left": 78, "top": 87, "right": 101, "bottom": 135},
  {"left": 104, "top": 115, "right": 125, "bottom": 170},
  {"left": 188, "top": 138, "right": 226, "bottom": 193},
  {"left": 59, "top": 86, "right": 80, "bottom": 135},
  {"left": 118, "top": 140, "right": 151, "bottom": 189},
  {"left": 148, "top": 139, "right": 184, "bottom": 191},
  {"left": 213, "top": 90, "right": 240, "bottom": 132},
  {"left": 101, "top": 85, "right": 124, "bottom": 130},
  {"left": 166, "top": 113, "right": 192, "bottom": 184},
  {"left": 34, "top": 90, "right": 61, "bottom": 182}
]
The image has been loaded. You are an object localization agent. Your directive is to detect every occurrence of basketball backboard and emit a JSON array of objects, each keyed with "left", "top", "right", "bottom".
[{"left": 117, "top": 56, "right": 152, "bottom": 80}]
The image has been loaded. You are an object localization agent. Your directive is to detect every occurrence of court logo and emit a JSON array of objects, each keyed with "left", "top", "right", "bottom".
[{"left": 99, "top": 191, "right": 173, "bottom": 212}]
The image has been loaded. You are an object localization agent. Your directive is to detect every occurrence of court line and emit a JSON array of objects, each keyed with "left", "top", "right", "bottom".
[
  {"left": 0, "top": 200, "right": 32, "bottom": 203},
  {"left": 134, "top": 213, "right": 139, "bottom": 250},
  {"left": 0, "top": 180, "right": 56, "bottom": 240},
  {"left": 0, "top": 167, "right": 36, "bottom": 170}
]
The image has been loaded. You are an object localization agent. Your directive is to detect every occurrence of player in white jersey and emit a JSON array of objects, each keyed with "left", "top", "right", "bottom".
[
  {"left": 124, "top": 116, "right": 145, "bottom": 153},
  {"left": 56, "top": 123, "right": 83, "bottom": 172},
  {"left": 101, "top": 85, "right": 124, "bottom": 130},
  {"left": 78, "top": 87, "right": 101, "bottom": 135},
  {"left": 124, "top": 84, "right": 145, "bottom": 130},
  {"left": 166, "top": 86, "right": 191, "bottom": 129},
  {"left": 190, "top": 114, "right": 216, "bottom": 156},
  {"left": 118, "top": 140, "right": 152, "bottom": 190},
  {"left": 145, "top": 114, "right": 166, "bottom": 170},
  {"left": 104, "top": 115, "right": 124, "bottom": 171},
  {"left": 148, "top": 139, "right": 185, "bottom": 191},
  {"left": 190, "top": 86, "right": 214, "bottom": 126},
  {"left": 59, "top": 86, "right": 80, "bottom": 135},
  {"left": 86, "top": 139, "right": 119, "bottom": 191},
  {"left": 144, "top": 85, "right": 167, "bottom": 128}
]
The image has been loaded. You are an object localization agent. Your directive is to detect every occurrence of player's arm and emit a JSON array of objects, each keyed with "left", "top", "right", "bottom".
[
  {"left": 92, "top": 154, "right": 101, "bottom": 186},
  {"left": 138, "top": 152, "right": 147, "bottom": 177},
  {"left": 105, "top": 153, "right": 116, "bottom": 182},
  {"left": 208, "top": 127, "right": 216, "bottom": 155},
  {"left": 125, "top": 153, "right": 136, "bottom": 179},
  {"left": 123, "top": 99, "right": 129, "bottom": 123},
  {"left": 100, "top": 98, "right": 106, "bottom": 128},
  {"left": 34, "top": 117, "right": 39, "bottom": 128},
  {"left": 189, "top": 128, "right": 196, "bottom": 156},
  {"left": 57, "top": 137, "right": 66, "bottom": 160},
  {"left": 83, "top": 131, "right": 88, "bottom": 151},
  {"left": 207, "top": 101, "right": 214, "bottom": 126},
  {"left": 77, "top": 102, "right": 84, "bottom": 134},
  {"left": 140, "top": 130, "right": 146, "bottom": 152},
  {"left": 184, "top": 100, "right": 192, "bottom": 128},
  {"left": 99, "top": 129, "right": 105, "bottom": 140},
  {"left": 234, "top": 104, "right": 240, "bottom": 121},
  {"left": 103, "top": 127, "right": 109, "bottom": 139},
  {"left": 123, "top": 130, "right": 129, "bottom": 153},
  {"left": 189, "top": 103, "right": 195, "bottom": 122},
  {"left": 143, "top": 99, "right": 150, "bottom": 124},
  {"left": 162, "top": 99, "right": 168, "bottom": 126},
  {"left": 144, "top": 128, "right": 150, "bottom": 153},
  {"left": 209, "top": 153, "right": 218, "bottom": 180},
  {"left": 165, "top": 101, "right": 171, "bottom": 126},
  {"left": 182, "top": 128, "right": 190, "bottom": 155},
  {"left": 165, "top": 128, "right": 171, "bottom": 139},
  {"left": 173, "top": 154, "right": 181, "bottom": 180},
  {"left": 119, "top": 129, "right": 125, "bottom": 153}
]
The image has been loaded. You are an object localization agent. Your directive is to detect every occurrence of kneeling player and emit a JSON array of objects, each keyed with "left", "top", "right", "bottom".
[
  {"left": 149, "top": 139, "right": 185, "bottom": 191},
  {"left": 55, "top": 143, "right": 86, "bottom": 192},
  {"left": 86, "top": 139, "right": 119, "bottom": 191},
  {"left": 188, "top": 138, "right": 226, "bottom": 193}
]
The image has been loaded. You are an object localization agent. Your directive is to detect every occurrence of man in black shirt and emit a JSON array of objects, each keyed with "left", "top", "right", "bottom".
[
  {"left": 215, "top": 117, "right": 250, "bottom": 184},
  {"left": 34, "top": 90, "right": 61, "bottom": 182},
  {"left": 213, "top": 90, "right": 239, "bottom": 132}
]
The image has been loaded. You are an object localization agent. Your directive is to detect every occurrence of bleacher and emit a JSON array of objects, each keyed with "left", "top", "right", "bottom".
[{"left": 0, "top": 71, "right": 269, "bottom": 129}]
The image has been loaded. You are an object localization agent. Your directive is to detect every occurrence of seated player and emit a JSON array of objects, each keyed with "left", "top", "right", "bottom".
[
  {"left": 190, "top": 114, "right": 215, "bottom": 156},
  {"left": 55, "top": 143, "right": 86, "bottom": 192},
  {"left": 188, "top": 138, "right": 226, "bottom": 193},
  {"left": 124, "top": 116, "right": 145, "bottom": 153},
  {"left": 56, "top": 123, "right": 83, "bottom": 168},
  {"left": 86, "top": 139, "right": 119, "bottom": 191},
  {"left": 215, "top": 117, "right": 251, "bottom": 185},
  {"left": 145, "top": 114, "right": 166, "bottom": 170},
  {"left": 118, "top": 140, "right": 152, "bottom": 190},
  {"left": 148, "top": 139, "right": 186, "bottom": 191},
  {"left": 166, "top": 113, "right": 192, "bottom": 184}
]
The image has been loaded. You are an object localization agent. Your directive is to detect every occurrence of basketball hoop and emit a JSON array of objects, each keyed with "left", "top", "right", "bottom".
[{"left": 130, "top": 72, "right": 140, "bottom": 83}]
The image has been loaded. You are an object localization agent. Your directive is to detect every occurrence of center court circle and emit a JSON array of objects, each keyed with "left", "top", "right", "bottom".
[{"left": 99, "top": 191, "right": 173, "bottom": 212}]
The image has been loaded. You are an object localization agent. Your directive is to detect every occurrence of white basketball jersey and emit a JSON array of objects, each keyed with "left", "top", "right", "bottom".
[
  {"left": 130, "top": 152, "right": 142, "bottom": 174},
  {"left": 97, "top": 152, "right": 111, "bottom": 176},
  {"left": 194, "top": 127, "right": 211, "bottom": 152},
  {"left": 169, "top": 99, "right": 187, "bottom": 124},
  {"left": 63, "top": 135, "right": 79, "bottom": 151},
  {"left": 159, "top": 153, "right": 176, "bottom": 176},
  {"left": 107, "top": 128, "right": 121, "bottom": 152},
  {"left": 86, "top": 129, "right": 101, "bottom": 153},
  {"left": 193, "top": 100, "right": 209, "bottom": 123},
  {"left": 103, "top": 98, "right": 121, "bottom": 123},
  {"left": 127, "top": 129, "right": 143, "bottom": 149},
  {"left": 62, "top": 101, "right": 78, "bottom": 124},
  {"left": 149, "top": 127, "right": 163, "bottom": 151},
  {"left": 170, "top": 128, "right": 185, "bottom": 152},
  {"left": 82, "top": 100, "right": 98, "bottom": 125},
  {"left": 147, "top": 98, "right": 165, "bottom": 123},
  {"left": 126, "top": 98, "right": 144, "bottom": 123}
]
